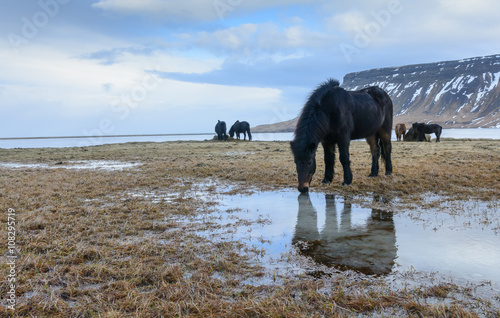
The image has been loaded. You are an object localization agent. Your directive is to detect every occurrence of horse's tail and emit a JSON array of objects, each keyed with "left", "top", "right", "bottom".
[
  {"left": 377, "top": 133, "right": 387, "bottom": 165},
  {"left": 247, "top": 128, "right": 252, "bottom": 141}
]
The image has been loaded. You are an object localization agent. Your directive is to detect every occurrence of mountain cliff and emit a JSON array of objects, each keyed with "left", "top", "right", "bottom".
[{"left": 253, "top": 54, "right": 500, "bottom": 132}]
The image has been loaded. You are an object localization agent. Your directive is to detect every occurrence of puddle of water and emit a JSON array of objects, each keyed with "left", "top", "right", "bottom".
[
  {"left": 0, "top": 160, "right": 142, "bottom": 171},
  {"left": 191, "top": 189, "right": 499, "bottom": 290}
]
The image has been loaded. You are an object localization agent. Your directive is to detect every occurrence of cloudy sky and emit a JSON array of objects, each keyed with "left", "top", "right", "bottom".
[{"left": 1, "top": 0, "right": 500, "bottom": 138}]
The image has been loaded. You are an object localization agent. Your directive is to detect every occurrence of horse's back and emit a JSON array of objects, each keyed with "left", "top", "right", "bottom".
[
  {"left": 240, "top": 121, "right": 250, "bottom": 130},
  {"left": 322, "top": 86, "right": 392, "bottom": 140}
]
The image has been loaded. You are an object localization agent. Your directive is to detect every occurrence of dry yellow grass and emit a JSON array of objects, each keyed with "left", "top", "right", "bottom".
[{"left": 0, "top": 138, "right": 499, "bottom": 317}]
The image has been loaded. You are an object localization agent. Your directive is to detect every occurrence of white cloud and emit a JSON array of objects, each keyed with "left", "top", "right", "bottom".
[
  {"left": 0, "top": 37, "right": 224, "bottom": 119},
  {"left": 181, "top": 21, "right": 333, "bottom": 60},
  {"left": 194, "top": 24, "right": 260, "bottom": 51},
  {"left": 326, "top": 10, "right": 369, "bottom": 35},
  {"left": 92, "top": 0, "right": 326, "bottom": 22},
  {"left": 92, "top": 0, "right": 218, "bottom": 22}
]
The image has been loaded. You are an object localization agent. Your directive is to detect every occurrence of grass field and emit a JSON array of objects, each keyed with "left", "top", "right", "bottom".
[{"left": 1, "top": 138, "right": 499, "bottom": 317}]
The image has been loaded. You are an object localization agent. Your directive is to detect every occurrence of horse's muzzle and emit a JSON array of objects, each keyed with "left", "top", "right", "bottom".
[
  {"left": 298, "top": 182, "right": 309, "bottom": 193},
  {"left": 298, "top": 187, "right": 309, "bottom": 193}
]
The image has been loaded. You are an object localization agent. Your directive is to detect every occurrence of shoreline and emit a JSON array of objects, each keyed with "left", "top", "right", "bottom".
[
  {"left": 0, "top": 132, "right": 213, "bottom": 141},
  {"left": 1, "top": 128, "right": 499, "bottom": 150}
]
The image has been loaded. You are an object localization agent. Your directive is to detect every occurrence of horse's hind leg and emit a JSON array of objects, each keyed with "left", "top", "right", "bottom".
[
  {"left": 321, "top": 141, "right": 335, "bottom": 184},
  {"left": 380, "top": 130, "right": 393, "bottom": 175},
  {"left": 366, "top": 135, "right": 380, "bottom": 177}
]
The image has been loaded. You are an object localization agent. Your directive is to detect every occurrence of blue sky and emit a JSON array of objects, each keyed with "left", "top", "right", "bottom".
[{"left": 1, "top": 0, "right": 500, "bottom": 138}]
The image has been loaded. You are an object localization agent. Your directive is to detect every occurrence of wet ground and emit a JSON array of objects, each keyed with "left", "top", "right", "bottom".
[
  {"left": 1, "top": 138, "right": 499, "bottom": 315},
  {"left": 3, "top": 159, "right": 498, "bottom": 292},
  {"left": 0, "top": 160, "right": 142, "bottom": 170},
  {"left": 147, "top": 183, "right": 500, "bottom": 299}
]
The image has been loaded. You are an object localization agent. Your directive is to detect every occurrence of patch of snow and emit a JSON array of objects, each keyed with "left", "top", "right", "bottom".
[
  {"left": 450, "top": 75, "right": 465, "bottom": 92},
  {"left": 425, "top": 83, "right": 435, "bottom": 95},
  {"left": 410, "top": 87, "right": 422, "bottom": 103},
  {"left": 399, "top": 108, "right": 409, "bottom": 115},
  {"left": 456, "top": 103, "right": 467, "bottom": 113},
  {"left": 434, "top": 79, "right": 454, "bottom": 102},
  {"left": 385, "top": 83, "right": 400, "bottom": 94},
  {"left": 0, "top": 160, "right": 142, "bottom": 171},
  {"left": 466, "top": 75, "right": 477, "bottom": 84},
  {"left": 475, "top": 71, "right": 500, "bottom": 106},
  {"left": 404, "top": 81, "right": 419, "bottom": 89}
]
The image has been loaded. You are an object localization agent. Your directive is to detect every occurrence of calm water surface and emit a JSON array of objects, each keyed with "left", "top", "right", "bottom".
[
  {"left": 1, "top": 129, "right": 498, "bottom": 148},
  {"left": 195, "top": 189, "right": 499, "bottom": 290}
]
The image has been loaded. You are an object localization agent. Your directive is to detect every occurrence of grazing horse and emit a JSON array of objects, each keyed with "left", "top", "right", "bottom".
[
  {"left": 404, "top": 127, "right": 430, "bottom": 142},
  {"left": 229, "top": 120, "right": 252, "bottom": 141},
  {"left": 290, "top": 79, "right": 393, "bottom": 192},
  {"left": 412, "top": 123, "right": 442, "bottom": 142},
  {"left": 395, "top": 123, "right": 406, "bottom": 141},
  {"left": 215, "top": 120, "right": 227, "bottom": 141}
]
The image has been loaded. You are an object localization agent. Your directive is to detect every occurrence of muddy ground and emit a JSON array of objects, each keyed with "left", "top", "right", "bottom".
[{"left": 0, "top": 138, "right": 499, "bottom": 317}]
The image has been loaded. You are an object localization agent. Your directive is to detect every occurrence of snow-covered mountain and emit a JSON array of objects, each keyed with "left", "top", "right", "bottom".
[
  {"left": 253, "top": 54, "right": 500, "bottom": 132},
  {"left": 342, "top": 54, "right": 500, "bottom": 128}
]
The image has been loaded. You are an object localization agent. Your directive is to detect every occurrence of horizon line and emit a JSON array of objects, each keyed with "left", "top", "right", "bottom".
[{"left": 0, "top": 133, "right": 214, "bottom": 141}]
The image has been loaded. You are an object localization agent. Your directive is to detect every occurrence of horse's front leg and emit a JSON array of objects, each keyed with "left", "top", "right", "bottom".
[
  {"left": 243, "top": 132, "right": 247, "bottom": 140},
  {"left": 321, "top": 141, "right": 335, "bottom": 184},
  {"left": 366, "top": 135, "right": 380, "bottom": 177},
  {"left": 338, "top": 140, "right": 352, "bottom": 185}
]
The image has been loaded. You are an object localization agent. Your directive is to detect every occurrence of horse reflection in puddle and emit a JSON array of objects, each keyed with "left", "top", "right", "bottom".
[{"left": 292, "top": 194, "right": 397, "bottom": 275}]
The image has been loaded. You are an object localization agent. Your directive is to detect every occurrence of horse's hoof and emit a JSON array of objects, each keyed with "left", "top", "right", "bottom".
[
  {"left": 368, "top": 173, "right": 378, "bottom": 178},
  {"left": 321, "top": 178, "right": 332, "bottom": 184},
  {"left": 385, "top": 171, "right": 392, "bottom": 176},
  {"left": 342, "top": 182, "right": 351, "bottom": 186}
]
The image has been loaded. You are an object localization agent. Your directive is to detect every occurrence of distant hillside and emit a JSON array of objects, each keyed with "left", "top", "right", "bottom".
[
  {"left": 253, "top": 54, "right": 500, "bottom": 132},
  {"left": 251, "top": 118, "right": 297, "bottom": 133}
]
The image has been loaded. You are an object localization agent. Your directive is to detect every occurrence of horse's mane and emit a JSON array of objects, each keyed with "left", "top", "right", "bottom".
[{"left": 293, "top": 79, "right": 340, "bottom": 147}]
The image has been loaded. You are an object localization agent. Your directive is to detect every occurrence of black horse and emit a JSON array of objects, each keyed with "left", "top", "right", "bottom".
[
  {"left": 290, "top": 79, "right": 393, "bottom": 192},
  {"left": 412, "top": 123, "right": 442, "bottom": 142},
  {"left": 215, "top": 120, "right": 227, "bottom": 141},
  {"left": 229, "top": 120, "right": 252, "bottom": 141}
]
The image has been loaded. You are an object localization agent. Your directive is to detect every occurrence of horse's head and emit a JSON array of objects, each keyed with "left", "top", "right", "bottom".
[
  {"left": 228, "top": 126, "right": 234, "bottom": 137},
  {"left": 290, "top": 140, "right": 317, "bottom": 193}
]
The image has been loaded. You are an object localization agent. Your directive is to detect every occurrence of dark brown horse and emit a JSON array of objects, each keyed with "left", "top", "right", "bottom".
[
  {"left": 215, "top": 120, "right": 227, "bottom": 141},
  {"left": 412, "top": 123, "right": 442, "bottom": 142},
  {"left": 290, "top": 79, "right": 393, "bottom": 192},
  {"left": 395, "top": 123, "right": 406, "bottom": 141},
  {"left": 229, "top": 120, "right": 252, "bottom": 141}
]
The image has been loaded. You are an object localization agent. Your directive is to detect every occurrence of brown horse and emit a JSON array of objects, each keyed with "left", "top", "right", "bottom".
[{"left": 395, "top": 123, "right": 406, "bottom": 141}]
